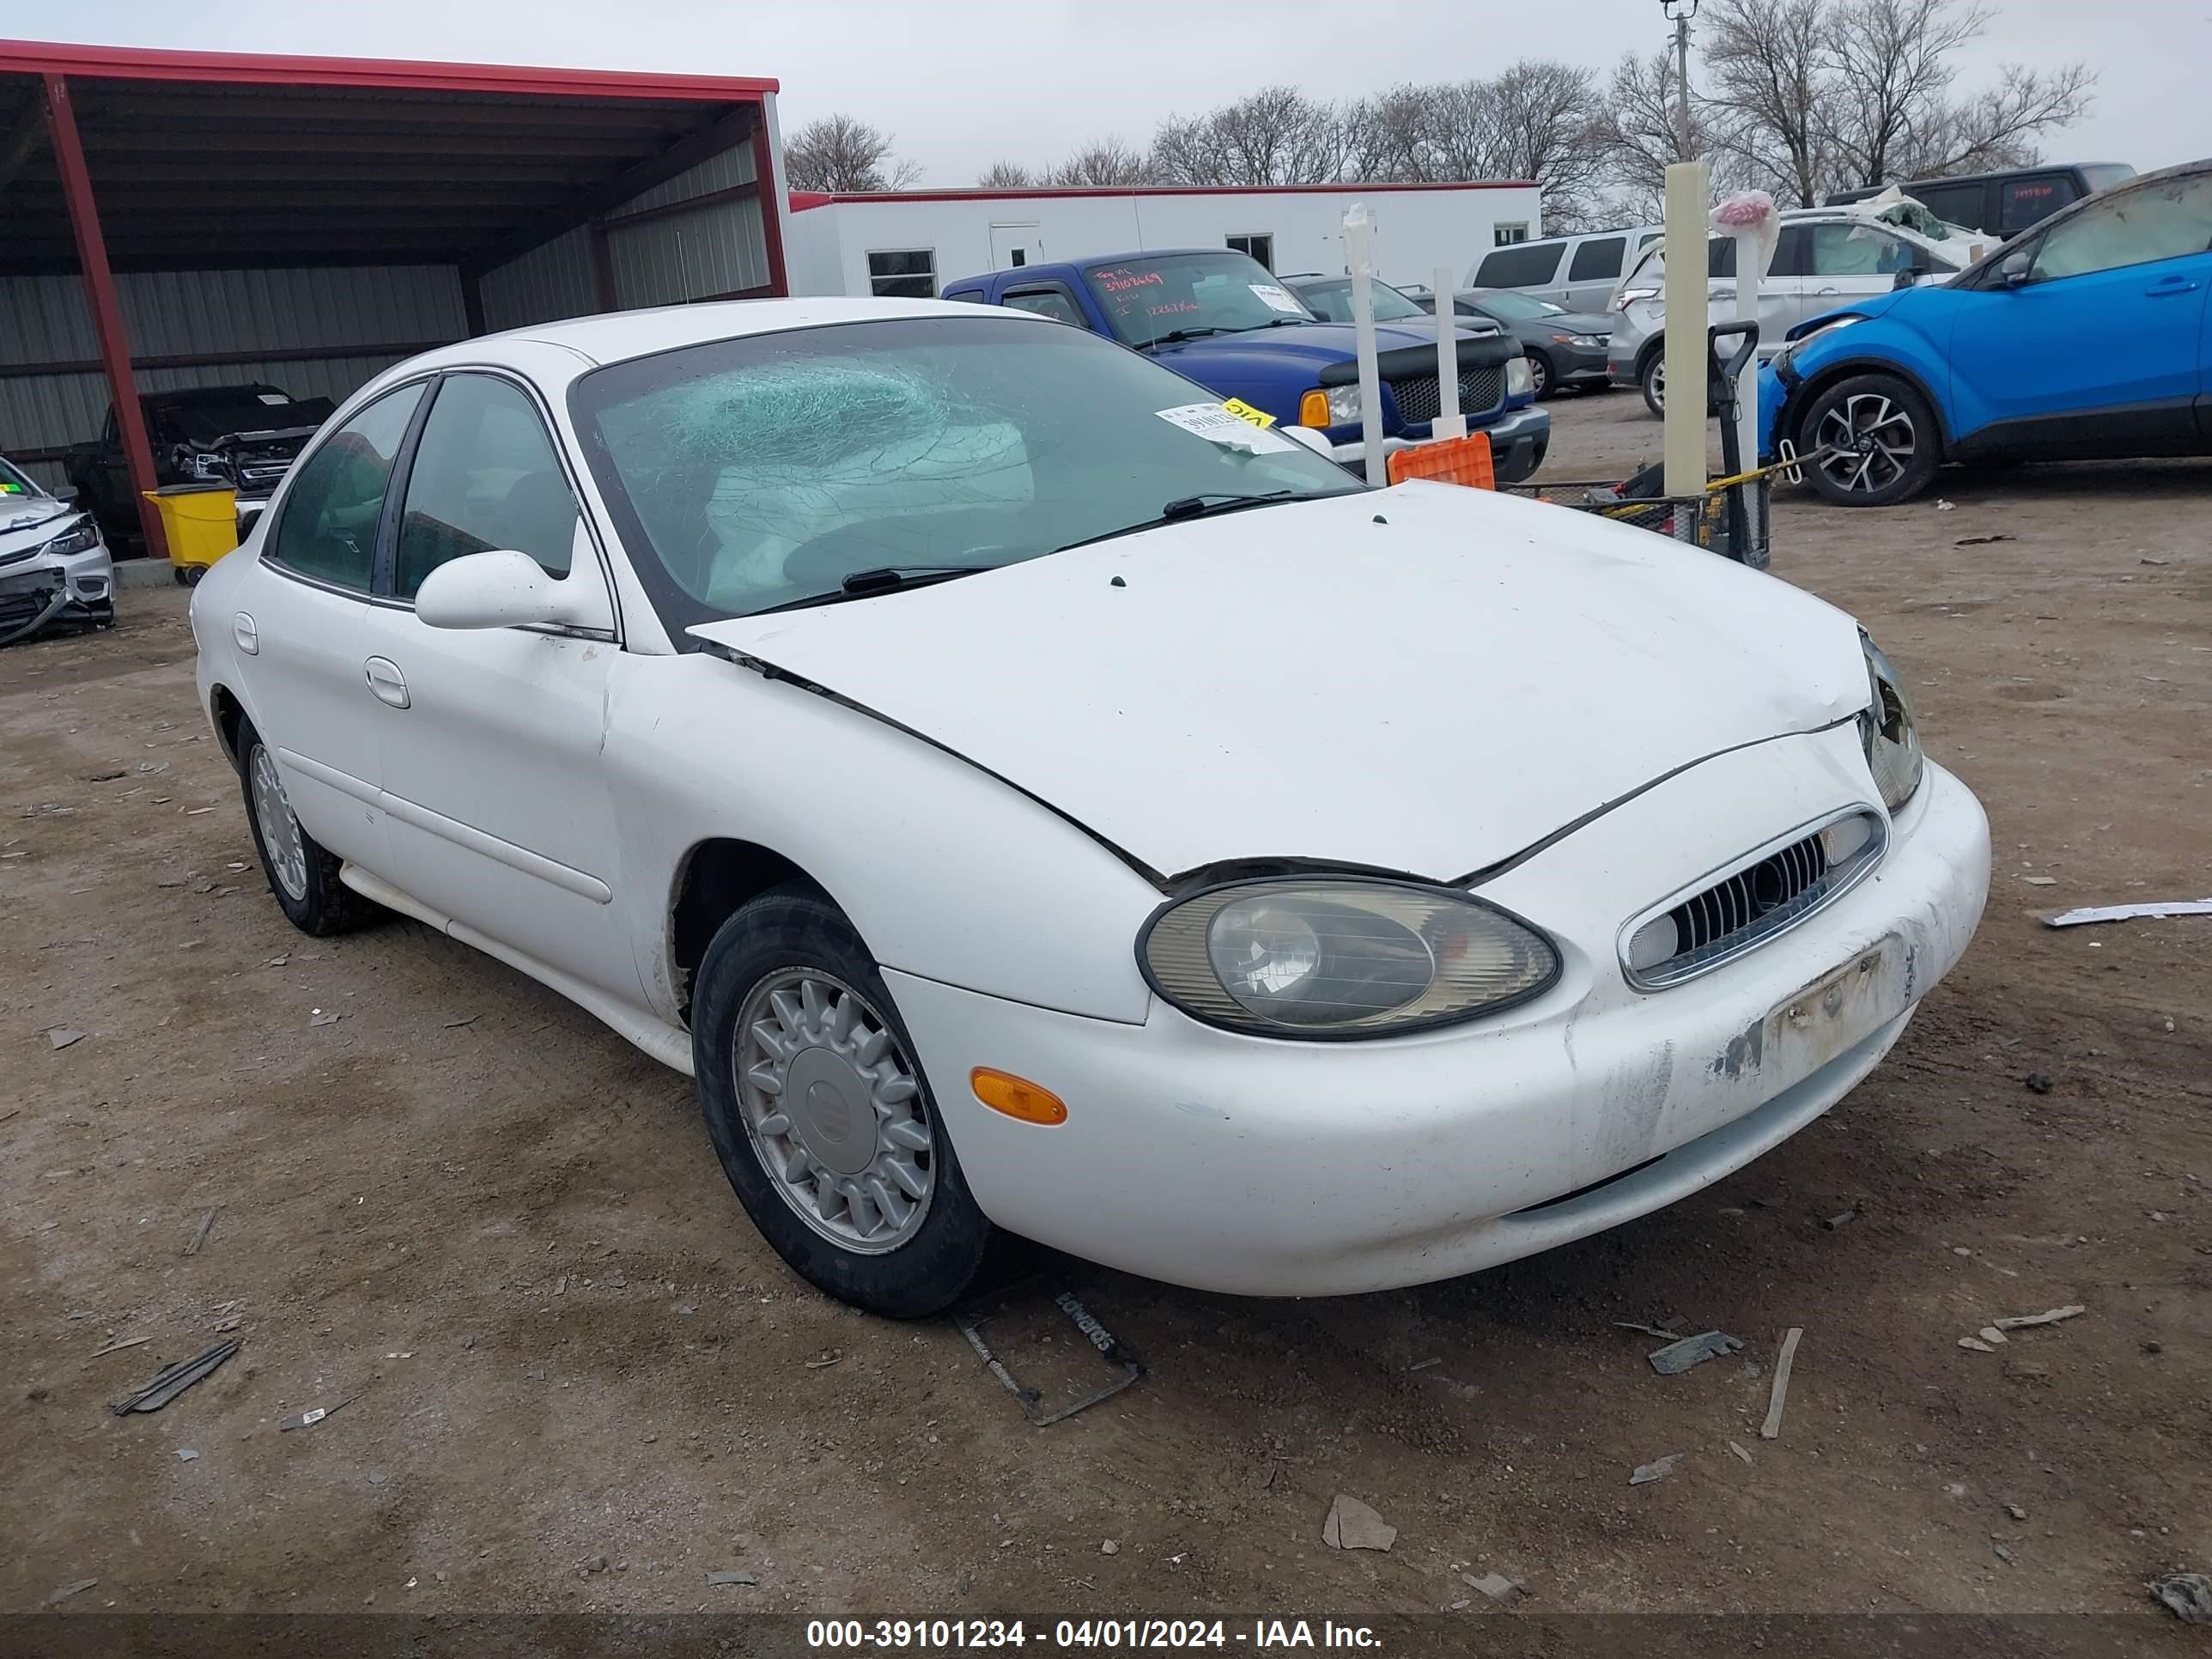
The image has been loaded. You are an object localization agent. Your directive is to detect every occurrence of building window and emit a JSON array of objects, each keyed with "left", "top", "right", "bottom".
[
  {"left": 1226, "top": 233, "right": 1274, "bottom": 270},
  {"left": 1494, "top": 222, "right": 1530, "bottom": 246},
  {"left": 867, "top": 249, "right": 937, "bottom": 299}
]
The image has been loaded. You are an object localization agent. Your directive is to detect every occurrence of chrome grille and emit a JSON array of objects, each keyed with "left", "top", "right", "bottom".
[
  {"left": 1622, "top": 810, "right": 1887, "bottom": 989},
  {"left": 1387, "top": 364, "right": 1507, "bottom": 424}
]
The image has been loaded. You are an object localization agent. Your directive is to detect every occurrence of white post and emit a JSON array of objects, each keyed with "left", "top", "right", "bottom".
[
  {"left": 1662, "top": 161, "right": 1711, "bottom": 501},
  {"left": 1431, "top": 264, "right": 1465, "bottom": 441},
  {"left": 1341, "top": 204, "right": 1385, "bottom": 487}
]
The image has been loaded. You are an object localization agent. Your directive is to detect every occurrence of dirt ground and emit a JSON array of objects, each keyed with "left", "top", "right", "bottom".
[{"left": 3, "top": 392, "right": 2207, "bottom": 1630}]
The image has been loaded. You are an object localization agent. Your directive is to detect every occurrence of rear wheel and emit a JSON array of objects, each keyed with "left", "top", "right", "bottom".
[
  {"left": 1639, "top": 352, "right": 1667, "bottom": 418},
  {"left": 1527, "top": 351, "right": 1553, "bottom": 399},
  {"left": 236, "top": 719, "right": 376, "bottom": 935},
  {"left": 1800, "top": 373, "right": 1941, "bottom": 507},
  {"left": 691, "top": 887, "right": 994, "bottom": 1317}
]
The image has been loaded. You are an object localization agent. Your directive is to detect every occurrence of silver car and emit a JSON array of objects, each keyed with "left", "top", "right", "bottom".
[
  {"left": 1607, "top": 209, "right": 1985, "bottom": 416},
  {"left": 1, "top": 456, "right": 113, "bottom": 644}
]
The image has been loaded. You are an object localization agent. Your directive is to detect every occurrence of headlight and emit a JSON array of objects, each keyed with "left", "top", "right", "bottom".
[
  {"left": 1324, "top": 384, "right": 1363, "bottom": 424},
  {"left": 40, "top": 517, "right": 101, "bottom": 558},
  {"left": 1504, "top": 356, "right": 1533, "bottom": 396},
  {"left": 1860, "top": 634, "right": 1924, "bottom": 811},
  {"left": 1139, "top": 878, "right": 1559, "bottom": 1038},
  {"left": 1567, "top": 332, "right": 1608, "bottom": 349}
]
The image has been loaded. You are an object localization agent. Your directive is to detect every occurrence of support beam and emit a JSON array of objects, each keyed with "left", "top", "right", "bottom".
[
  {"left": 0, "top": 95, "right": 48, "bottom": 195},
  {"left": 587, "top": 218, "right": 618, "bottom": 313},
  {"left": 459, "top": 267, "right": 486, "bottom": 337},
  {"left": 42, "top": 74, "right": 164, "bottom": 558},
  {"left": 751, "top": 96, "right": 790, "bottom": 298}
]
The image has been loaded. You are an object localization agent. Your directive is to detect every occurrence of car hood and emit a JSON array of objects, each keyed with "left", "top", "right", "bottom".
[
  {"left": 0, "top": 502, "right": 79, "bottom": 559},
  {"left": 1526, "top": 309, "right": 1614, "bottom": 336},
  {"left": 690, "top": 486, "right": 1871, "bottom": 884},
  {"left": 1150, "top": 319, "right": 1492, "bottom": 376}
]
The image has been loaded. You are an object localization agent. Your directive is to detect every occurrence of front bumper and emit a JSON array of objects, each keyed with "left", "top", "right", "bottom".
[
  {"left": 1549, "top": 343, "right": 1613, "bottom": 386},
  {"left": 1330, "top": 404, "right": 1550, "bottom": 484},
  {"left": 890, "top": 733, "right": 1989, "bottom": 1297},
  {"left": 0, "top": 544, "right": 115, "bottom": 640}
]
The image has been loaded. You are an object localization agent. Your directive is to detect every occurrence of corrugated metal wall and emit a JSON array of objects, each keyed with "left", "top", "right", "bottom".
[
  {"left": 0, "top": 264, "right": 465, "bottom": 488},
  {"left": 478, "top": 137, "right": 769, "bottom": 331}
]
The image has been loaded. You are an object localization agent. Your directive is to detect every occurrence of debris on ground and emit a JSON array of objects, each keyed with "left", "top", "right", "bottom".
[
  {"left": 1760, "top": 1328, "right": 1803, "bottom": 1439},
  {"left": 1406, "top": 1357, "right": 1442, "bottom": 1372},
  {"left": 174, "top": 1448, "right": 198, "bottom": 1462},
  {"left": 1629, "top": 1454, "right": 1683, "bottom": 1486},
  {"left": 804, "top": 1349, "right": 842, "bottom": 1369},
  {"left": 955, "top": 1291, "right": 1143, "bottom": 1427},
  {"left": 2024, "top": 1073, "right": 2054, "bottom": 1094},
  {"left": 707, "top": 1570, "right": 760, "bottom": 1586},
  {"left": 1992, "top": 1542, "right": 2017, "bottom": 1565},
  {"left": 1993, "top": 1305, "right": 2086, "bottom": 1330},
  {"left": 278, "top": 1395, "right": 356, "bottom": 1431},
  {"left": 1728, "top": 1440, "right": 1753, "bottom": 1464},
  {"left": 1322, "top": 1493, "right": 1396, "bottom": 1551},
  {"left": 109, "top": 1340, "right": 238, "bottom": 1414},
  {"left": 2149, "top": 1571, "right": 2212, "bottom": 1625},
  {"left": 1466, "top": 1571, "right": 1524, "bottom": 1603},
  {"left": 183, "top": 1208, "right": 217, "bottom": 1256},
  {"left": 1978, "top": 1326, "right": 2008, "bottom": 1345},
  {"left": 1958, "top": 1336, "right": 1996, "bottom": 1352},
  {"left": 2005, "top": 1503, "right": 2028, "bottom": 1521},
  {"left": 1935, "top": 499, "right": 1954, "bottom": 511},
  {"left": 309, "top": 1011, "right": 342, "bottom": 1027},
  {"left": 1101, "top": 1540, "right": 1120, "bottom": 1556},
  {"left": 1613, "top": 1321, "right": 1684, "bottom": 1341},
  {"left": 1647, "top": 1330, "right": 1744, "bottom": 1375},
  {"left": 46, "top": 1028, "right": 85, "bottom": 1050},
  {"left": 2021, "top": 875, "right": 2058, "bottom": 886},
  {"left": 45, "top": 1578, "right": 97, "bottom": 1607},
  {"left": 1954, "top": 533, "right": 2014, "bottom": 546},
  {"left": 88, "top": 1334, "right": 151, "bottom": 1358},
  {"left": 2042, "top": 898, "right": 2212, "bottom": 928},
  {"left": 1822, "top": 1208, "right": 1857, "bottom": 1231}
]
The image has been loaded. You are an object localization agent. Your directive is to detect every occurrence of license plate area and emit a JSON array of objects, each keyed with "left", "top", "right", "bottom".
[{"left": 1762, "top": 935, "right": 1906, "bottom": 1081}]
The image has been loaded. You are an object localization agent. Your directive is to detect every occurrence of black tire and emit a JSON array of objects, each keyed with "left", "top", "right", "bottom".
[
  {"left": 1639, "top": 350, "right": 1667, "bottom": 418},
  {"left": 1527, "top": 350, "right": 1554, "bottom": 400},
  {"left": 1797, "top": 373, "right": 1942, "bottom": 507},
  {"left": 173, "top": 567, "right": 190, "bottom": 586},
  {"left": 234, "top": 719, "right": 377, "bottom": 936},
  {"left": 691, "top": 886, "right": 993, "bottom": 1317}
]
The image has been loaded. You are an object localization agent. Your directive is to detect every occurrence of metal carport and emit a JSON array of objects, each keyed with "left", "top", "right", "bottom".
[{"left": 0, "top": 40, "right": 788, "bottom": 555}]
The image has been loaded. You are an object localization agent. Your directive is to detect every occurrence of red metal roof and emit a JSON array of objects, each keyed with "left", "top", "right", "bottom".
[
  {"left": 0, "top": 37, "right": 777, "bottom": 99},
  {"left": 787, "top": 180, "right": 1536, "bottom": 211}
]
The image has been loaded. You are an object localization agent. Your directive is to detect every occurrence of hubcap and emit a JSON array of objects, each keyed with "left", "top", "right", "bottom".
[
  {"left": 1529, "top": 356, "right": 1548, "bottom": 394},
  {"left": 249, "top": 743, "right": 308, "bottom": 902},
  {"left": 733, "top": 969, "right": 934, "bottom": 1254},
  {"left": 1814, "top": 393, "right": 1917, "bottom": 495}
]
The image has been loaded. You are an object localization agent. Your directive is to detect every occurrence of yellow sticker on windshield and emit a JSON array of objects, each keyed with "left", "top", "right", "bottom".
[{"left": 1219, "top": 398, "right": 1277, "bottom": 429}]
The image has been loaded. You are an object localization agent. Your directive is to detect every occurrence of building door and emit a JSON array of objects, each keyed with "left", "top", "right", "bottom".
[{"left": 990, "top": 222, "right": 1042, "bottom": 270}]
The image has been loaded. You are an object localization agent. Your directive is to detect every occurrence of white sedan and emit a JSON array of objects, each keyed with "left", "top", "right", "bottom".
[{"left": 190, "top": 297, "right": 1990, "bottom": 1316}]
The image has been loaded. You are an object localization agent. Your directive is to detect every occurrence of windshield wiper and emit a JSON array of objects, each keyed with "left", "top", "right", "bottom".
[
  {"left": 749, "top": 564, "right": 994, "bottom": 615},
  {"left": 1056, "top": 489, "right": 1336, "bottom": 554},
  {"left": 1139, "top": 327, "right": 1225, "bottom": 348}
]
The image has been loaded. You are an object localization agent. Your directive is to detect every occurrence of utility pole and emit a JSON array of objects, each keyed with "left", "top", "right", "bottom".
[{"left": 1662, "top": 0, "right": 1698, "bottom": 159}]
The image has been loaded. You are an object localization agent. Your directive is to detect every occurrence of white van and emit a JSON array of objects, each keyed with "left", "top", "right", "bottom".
[{"left": 1466, "top": 226, "right": 1663, "bottom": 313}]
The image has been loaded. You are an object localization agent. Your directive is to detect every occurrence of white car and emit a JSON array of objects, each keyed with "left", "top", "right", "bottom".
[
  {"left": 2, "top": 456, "right": 113, "bottom": 643},
  {"left": 189, "top": 298, "right": 1990, "bottom": 1316}
]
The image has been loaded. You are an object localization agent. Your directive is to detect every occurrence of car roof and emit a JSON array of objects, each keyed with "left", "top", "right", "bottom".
[{"left": 411, "top": 296, "right": 1045, "bottom": 371}]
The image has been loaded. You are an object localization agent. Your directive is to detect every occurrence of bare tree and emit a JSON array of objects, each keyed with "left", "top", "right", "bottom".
[
  {"left": 1151, "top": 87, "right": 1348, "bottom": 186},
  {"left": 784, "top": 114, "right": 922, "bottom": 193},
  {"left": 1048, "top": 137, "right": 1154, "bottom": 186},
  {"left": 1883, "top": 61, "right": 2095, "bottom": 180},
  {"left": 1595, "top": 48, "right": 1715, "bottom": 217},
  {"left": 977, "top": 161, "right": 1036, "bottom": 189},
  {"left": 1484, "top": 61, "right": 1612, "bottom": 229},
  {"left": 1704, "top": 0, "right": 1835, "bottom": 206}
]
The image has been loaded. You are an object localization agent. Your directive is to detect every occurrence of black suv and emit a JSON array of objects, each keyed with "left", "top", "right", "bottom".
[
  {"left": 67, "top": 383, "right": 334, "bottom": 542},
  {"left": 1827, "top": 164, "right": 2135, "bottom": 240}
]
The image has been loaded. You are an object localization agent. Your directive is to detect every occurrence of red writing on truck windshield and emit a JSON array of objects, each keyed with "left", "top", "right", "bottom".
[{"left": 1094, "top": 268, "right": 1165, "bottom": 295}]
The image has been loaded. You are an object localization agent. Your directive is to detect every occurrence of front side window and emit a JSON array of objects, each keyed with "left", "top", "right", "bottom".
[
  {"left": 1001, "top": 287, "right": 1085, "bottom": 326},
  {"left": 1474, "top": 242, "right": 1559, "bottom": 287},
  {"left": 1567, "top": 236, "right": 1626, "bottom": 281},
  {"left": 2029, "top": 175, "right": 2212, "bottom": 283},
  {"left": 1082, "top": 251, "right": 1316, "bottom": 348},
  {"left": 867, "top": 249, "right": 936, "bottom": 299},
  {"left": 1291, "top": 280, "right": 1428, "bottom": 324},
  {"left": 572, "top": 314, "right": 1361, "bottom": 635},
  {"left": 265, "top": 383, "right": 425, "bottom": 592},
  {"left": 395, "top": 374, "right": 579, "bottom": 600}
]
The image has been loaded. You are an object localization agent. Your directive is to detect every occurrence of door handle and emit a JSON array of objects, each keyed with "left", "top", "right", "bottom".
[
  {"left": 364, "top": 656, "right": 410, "bottom": 709},
  {"left": 2146, "top": 278, "right": 2200, "bottom": 297},
  {"left": 1814, "top": 285, "right": 1842, "bottom": 296}
]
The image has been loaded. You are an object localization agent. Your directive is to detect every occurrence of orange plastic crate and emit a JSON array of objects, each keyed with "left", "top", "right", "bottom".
[{"left": 1386, "top": 429, "right": 1494, "bottom": 490}]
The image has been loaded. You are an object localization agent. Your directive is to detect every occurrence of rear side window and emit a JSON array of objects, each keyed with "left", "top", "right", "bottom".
[
  {"left": 265, "top": 383, "right": 424, "bottom": 592},
  {"left": 1786, "top": 222, "right": 1917, "bottom": 277},
  {"left": 1567, "top": 236, "right": 1626, "bottom": 281},
  {"left": 1474, "top": 242, "right": 1565, "bottom": 289},
  {"left": 1001, "top": 287, "right": 1085, "bottom": 326},
  {"left": 2001, "top": 174, "right": 2078, "bottom": 233},
  {"left": 395, "top": 374, "right": 578, "bottom": 599},
  {"left": 1911, "top": 181, "right": 1985, "bottom": 228}
]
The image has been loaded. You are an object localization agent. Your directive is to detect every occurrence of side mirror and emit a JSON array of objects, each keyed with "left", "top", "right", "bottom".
[
  {"left": 1891, "top": 265, "right": 1924, "bottom": 290},
  {"left": 416, "top": 550, "right": 579, "bottom": 630},
  {"left": 1280, "top": 425, "right": 1337, "bottom": 459},
  {"left": 52, "top": 483, "right": 79, "bottom": 504},
  {"left": 1999, "top": 250, "right": 2032, "bottom": 288}
]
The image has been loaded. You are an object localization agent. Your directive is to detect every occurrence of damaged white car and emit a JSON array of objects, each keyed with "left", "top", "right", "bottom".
[
  {"left": 2, "top": 456, "right": 113, "bottom": 644},
  {"left": 190, "top": 299, "right": 1990, "bottom": 1316}
]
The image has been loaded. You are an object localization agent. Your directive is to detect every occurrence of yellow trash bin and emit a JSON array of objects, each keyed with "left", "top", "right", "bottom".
[{"left": 145, "top": 483, "right": 239, "bottom": 585}]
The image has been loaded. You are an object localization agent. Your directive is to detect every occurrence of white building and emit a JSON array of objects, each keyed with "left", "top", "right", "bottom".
[{"left": 781, "top": 181, "right": 1544, "bottom": 300}]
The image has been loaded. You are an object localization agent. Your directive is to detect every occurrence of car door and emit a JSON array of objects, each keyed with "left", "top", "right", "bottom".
[
  {"left": 1946, "top": 174, "right": 2212, "bottom": 454},
  {"left": 1787, "top": 222, "right": 1922, "bottom": 330},
  {"left": 1561, "top": 234, "right": 1629, "bottom": 312},
  {"left": 246, "top": 380, "right": 428, "bottom": 867},
  {"left": 354, "top": 369, "right": 641, "bottom": 1000}
]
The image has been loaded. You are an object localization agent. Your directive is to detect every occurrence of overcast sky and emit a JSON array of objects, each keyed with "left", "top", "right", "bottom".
[{"left": 27, "top": 0, "right": 2206, "bottom": 187}]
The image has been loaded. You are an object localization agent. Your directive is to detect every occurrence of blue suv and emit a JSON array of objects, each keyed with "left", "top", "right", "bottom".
[
  {"left": 943, "top": 248, "right": 1549, "bottom": 483},
  {"left": 1759, "top": 161, "right": 2212, "bottom": 505}
]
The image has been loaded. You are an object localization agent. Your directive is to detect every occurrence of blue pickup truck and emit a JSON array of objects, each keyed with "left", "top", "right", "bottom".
[{"left": 942, "top": 248, "right": 1550, "bottom": 483}]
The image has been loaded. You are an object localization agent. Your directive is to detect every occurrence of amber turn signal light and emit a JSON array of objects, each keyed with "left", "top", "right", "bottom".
[
  {"left": 1297, "top": 390, "right": 1330, "bottom": 428},
  {"left": 971, "top": 1067, "right": 1067, "bottom": 1126}
]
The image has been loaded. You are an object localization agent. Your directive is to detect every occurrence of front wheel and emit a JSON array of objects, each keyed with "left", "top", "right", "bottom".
[
  {"left": 1800, "top": 374, "right": 1941, "bottom": 507},
  {"left": 1527, "top": 351, "right": 1553, "bottom": 400},
  {"left": 691, "top": 887, "right": 994, "bottom": 1317},
  {"left": 1639, "top": 352, "right": 1666, "bottom": 418}
]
